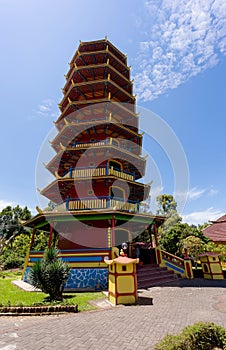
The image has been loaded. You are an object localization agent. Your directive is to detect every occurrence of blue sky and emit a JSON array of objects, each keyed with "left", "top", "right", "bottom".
[{"left": 0, "top": 0, "right": 225, "bottom": 225}]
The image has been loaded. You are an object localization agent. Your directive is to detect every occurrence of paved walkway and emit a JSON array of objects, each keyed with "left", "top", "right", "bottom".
[{"left": 0, "top": 285, "right": 226, "bottom": 350}]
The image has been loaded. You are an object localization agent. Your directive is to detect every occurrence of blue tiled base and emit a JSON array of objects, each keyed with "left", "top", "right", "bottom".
[
  {"left": 23, "top": 267, "right": 31, "bottom": 283},
  {"left": 23, "top": 267, "right": 108, "bottom": 291},
  {"left": 65, "top": 268, "right": 108, "bottom": 290}
]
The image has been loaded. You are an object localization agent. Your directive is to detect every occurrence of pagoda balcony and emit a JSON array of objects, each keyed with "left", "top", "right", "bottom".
[
  {"left": 56, "top": 97, "right": 136, "bottom": 126},
  {"left": 69, "top": 137, "right": 138, "bottom": 154},
  {"left": 62, "top": 196, "right": 139, "bottom": 213},
  {"left": 62, "top": 165, "right": 135, "bottom": 181}
]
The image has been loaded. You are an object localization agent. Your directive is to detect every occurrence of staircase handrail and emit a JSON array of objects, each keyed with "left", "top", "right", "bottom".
[
  {"left": 161, "top": 249, "right": 184, "bottom": 267},
  {"left": 156, "top": 246, "right": 194, "bottom": 279}
]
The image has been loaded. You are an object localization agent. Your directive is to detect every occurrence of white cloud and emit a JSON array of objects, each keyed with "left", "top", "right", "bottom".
[
  {"left": 187, "top": 187, "right": 206, "bottom": 200},
  {"left": 0, "top": 200, "right": 36, "bottom": 215},
  {"left": 182, "top": 207, "right": 225, "bottom": 225},
  {"left": 30, "top": 99, "right": 58, "bottom": 120},
  {"left": 0, "top": 199, "right": 16, "bottom": 211},
  {"left": 175, "top": 187, "right": 206, "bottom": 202},
  {"left": 208, "top": 187, "right": 218, "bottom": 196},
  {"left": 135, "top": 0, "right": 226, "bottom": 101},
  {"left": 175, "top": 186, "right": 219, "bottom": 204}
]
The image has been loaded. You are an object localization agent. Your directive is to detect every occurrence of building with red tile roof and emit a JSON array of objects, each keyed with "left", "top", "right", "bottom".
[{"left": 203, "top": 214, "right": 226, "bottom": 244}]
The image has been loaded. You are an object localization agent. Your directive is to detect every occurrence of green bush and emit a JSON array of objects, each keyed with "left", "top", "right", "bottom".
[
  {"left": 155, "top": 322, "right": 226, "bottom": 350},
  {"left": 29, "top": 247, "right": 70, "bottom": 301},
  {"left": 1, "top": 252, "right": 24, "bottom": 269}
]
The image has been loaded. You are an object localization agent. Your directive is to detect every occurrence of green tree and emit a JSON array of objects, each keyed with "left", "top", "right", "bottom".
[
  {"left": 156, "top": 194, "right": 181, "bottom": 236},
  {"left": 156, "top": 194, "right": 177, "bottom": 215},
  {"left": 159, "top": 222, "right": 209, "bottom": 257},
  {"left": 29, "top": 247, "right": 70, "bottom": 301},
  {"left": 182, "top": 235, "right": 207, "bottom": 261},
  {"left": 0, "top": 205, "right": 31, "bottom": 255}
]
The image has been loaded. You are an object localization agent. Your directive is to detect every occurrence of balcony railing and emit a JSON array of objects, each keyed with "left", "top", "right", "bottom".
[
  {"left": 70, "top": 137, "right": 136, "bottom": 154},
  {"left": 62, "top": 165, "right": 135, "bottom": 181},
  {"left": 61, "top": 196, "right": 139, "bottom": 213}
]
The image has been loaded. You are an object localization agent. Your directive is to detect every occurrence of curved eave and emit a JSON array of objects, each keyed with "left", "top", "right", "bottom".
[
  {"left": 45, "top": 145, "right": 146, "bottom": 177},
  {"left": 64, "top": 49, "right": 130, "bottom": 96},
  {"left": 57, "top": 97, "right": 135, "bottom": 124},
  {"left": 70, "top": 39, "right": 127, "bottom": 65},
  {"left": 40, "top": 176, "right": 150, "bottom": 203},
  {"left": 59, "top": 79, "right": 135, "bottom": 112},
  {"left": 63, "top": 63, "right": 131, "bottom": 97},
  {"left": 55, "top": 100, "right": 138, "bottom": 130},
  {"left": 23, "top": 211, "right": 165, "bottom": 230},
  {"left": 51, "top": 121, "right": 142, "bottom": 152}
]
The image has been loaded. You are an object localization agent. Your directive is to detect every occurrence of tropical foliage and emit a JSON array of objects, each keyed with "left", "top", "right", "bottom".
[
  {"left": 155, "top": 322, "right": 226, "bottom": 350},
  {"left": 29, "top": 247, "right": 70, "bottom": 301},
  {"left": 159, "top": 222, "right": 209, "bottom": 257},
  {"left": 0, "top": 205, "right": 31, "bottom": 255},
  {"left": 0, "top": 205, "right": 48, "bottom": 269}
]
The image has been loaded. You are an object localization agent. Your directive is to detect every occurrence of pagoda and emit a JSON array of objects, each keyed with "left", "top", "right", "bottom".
[{"left": 23, "top": 38, "right": 164, "bottom": 290}]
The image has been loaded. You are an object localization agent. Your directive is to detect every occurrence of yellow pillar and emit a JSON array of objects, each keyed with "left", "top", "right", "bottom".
[{"left": 105, "top": 256, "right": 139, "bottom": 305}]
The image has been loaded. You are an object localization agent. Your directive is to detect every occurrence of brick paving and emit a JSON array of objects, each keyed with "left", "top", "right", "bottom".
[{"left": 0, "top": 286, "right": 226, "bottom": 350}]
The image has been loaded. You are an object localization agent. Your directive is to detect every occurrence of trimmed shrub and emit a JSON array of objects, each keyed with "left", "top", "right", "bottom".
[{"left": 155, "top": 322, "right": 226, "bottom": 350}]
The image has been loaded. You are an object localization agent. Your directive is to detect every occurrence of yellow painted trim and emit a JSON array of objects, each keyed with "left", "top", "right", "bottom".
[
  {"left": 52, "top": 118, "right": 141, "bottom": 149},
  {"left": 29, "top": 252, "right": 110, "bottom": 258},
  {"left": 21, "top": 250, "right": 30, "bottom": 279},
  {"left": 55, "top": 96, "right": 137, "bottom": 125},
  {"left": 46, "top": 143, "right": 145, "bottom": 174},
  {"left": 108, "top": 227, "right": 112, "bottom": 248},
  {"left": 60, "top": 142, "right": 66, "bottom": 150},
  {"left": 28, "top": 262, "right": 108, "bottom": 268},
  {"left": 55, "top": 171, "right": 61, "bottom": 179},
  {"left": 62, "top": 48, "right": 128, "bottom": 94},
  {"left": 60, "top": 253, "right": 110, "bottom": 257},
  {"left": 36, "top": 206, "right": 43, "bottom": 215}
]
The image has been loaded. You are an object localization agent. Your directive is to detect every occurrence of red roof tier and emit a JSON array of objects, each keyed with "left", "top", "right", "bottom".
[
  {"left": 51, "top": 122, "right": 142, "bottom": 154},
  {"left": 55, "top": 101, "right": 138, "bottom": 132},
  {"left": 40, "top": 176, "right": 150, "bottom": 204},
  {"left": 45, "top": 145, "right": 146, "bottom": 179},
  {"left": 203, "top": 214, "right": 226, "bottom": 243}
]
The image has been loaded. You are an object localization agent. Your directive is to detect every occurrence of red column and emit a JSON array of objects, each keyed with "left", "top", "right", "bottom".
[
  {"left": 154, "top": 223, "right": 158, "bottom": 246},
  {"left": 48, "top": 223, "right": 53, "bottom": 248}
]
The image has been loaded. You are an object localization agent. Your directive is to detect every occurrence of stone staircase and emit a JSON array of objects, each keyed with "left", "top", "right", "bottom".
[{"left": 137, "top": 264, "right": 179, "bottom": 289}]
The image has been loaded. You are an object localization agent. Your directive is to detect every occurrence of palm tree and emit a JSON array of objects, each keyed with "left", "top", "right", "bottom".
[{"left": 29, "top": 247, "right": 70, "bottom": 301}]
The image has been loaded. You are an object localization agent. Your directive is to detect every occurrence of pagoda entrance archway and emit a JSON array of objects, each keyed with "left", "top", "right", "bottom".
[{"left": 114, "top": 228, "right": 130, "bottom": 247}]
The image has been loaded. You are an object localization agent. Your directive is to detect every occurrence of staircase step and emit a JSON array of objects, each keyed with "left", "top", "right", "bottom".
[
  {"left": 137, "top": 263, "right": 178, "bottom": 289},
  {"left": 137, "top": 268, "right": 174, "bottom": 278},
  {"left": 138, "top": 272, "right": 175, "bottom": 282},
  {"left": 138, "top": 277, "right": 179, "bottom": 289}
]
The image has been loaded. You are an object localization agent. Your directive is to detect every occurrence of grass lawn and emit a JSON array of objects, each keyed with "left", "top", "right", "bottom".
[{"left": 0, "top": 270, "right": 104, "bottom": 312}]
